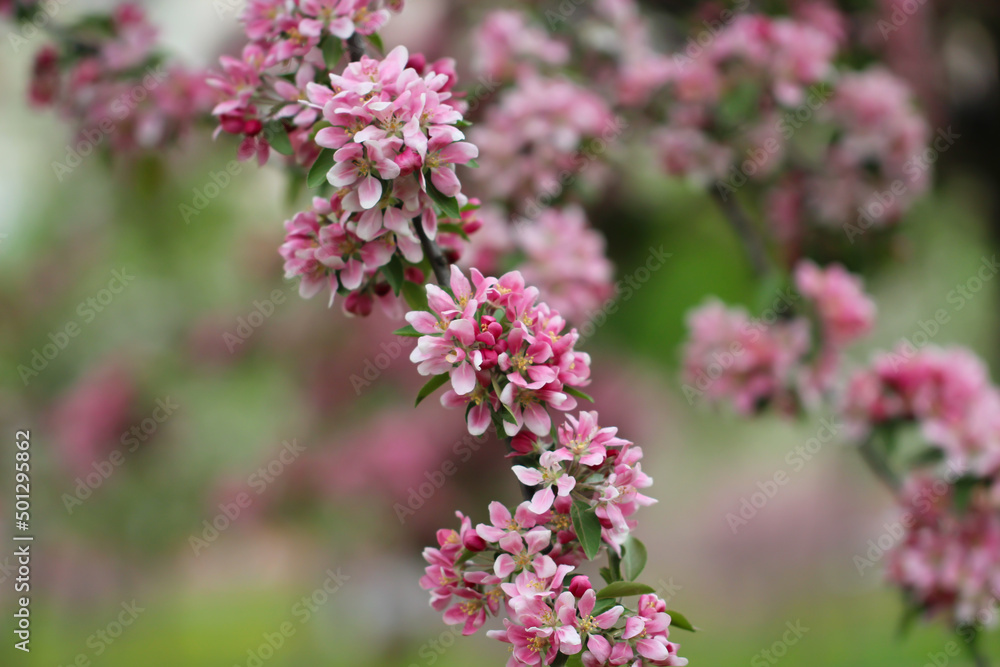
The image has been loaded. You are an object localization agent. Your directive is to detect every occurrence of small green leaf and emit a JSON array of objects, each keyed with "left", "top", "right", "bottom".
[
  {"left": 599, "top": 567, "right": 614, "bottom": 586},
  {"left": 367, "top": 32, "right": 385, "bottom": 54},
  {"left": 909, "top": 448, "right": 946, "bottom": 468},
  {"left": 393, "top": 324, "right": 422, "bottom": 337},
  {"left": 590, "top": 597, "right": 618, "bottom": 617},
  {"left": 666, "top": 610, "right": 698, "bottom": 632},
  {"left": 437, "top": 222, "right": 470, "bottom": 241},
  {"left": 307, "top": 149, "right": 336, "bottom": 189},
  {"left": 415, "top": 374, "right": 450, "bottom": 407},
  {"left": 500, "top": 404, "right": 518, "bottom": 425},
  {"left": 454, "top": 549, "right": 477, "bottom": 566},
  {"left": 953, "top": 475, "right": 980, "bottom": 515},
  {"left": 621, "top": 536, "right": 648, "bottom": 581},
  {"left": 426, "top": 181, "right": 462, "bottom": 220},
  {"left": 383, "top": 255, "right": 405, "bottom": 296},
  {"left": 467, "top": 158, "right": 480, "bottom": 168},
  {"left": 320, "top": 35, "right": 344, "bottom": 68},
  {"left": 595, "top": 581, "right": 656, "bottom": 600},
  {"left": 402, "top": 281, "right": 429, "bottom": 312},
  {"left": 608, "top": 550, "right": 622, "bottom": 582},
  {"left": 564, "top": 386, "right": 595, "bottom": 403},
  {"left": 562, "top": 655, "right": 584, "bottom": 667},
  {"left": 570, "top": 500, "right": 603, "bottom": 561},
  {"left": 266, "top": 121, "right": 294, "bottom": 156}
]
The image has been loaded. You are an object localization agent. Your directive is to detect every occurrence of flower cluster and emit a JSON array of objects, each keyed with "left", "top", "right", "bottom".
[
  {"left": 420, "top": 409, "right": 688, "bottom": 666},
  {"left": 474, "top": 10, "right": 569, "bottom": 83},
  {"left": 277, "top": 46, "right": 480, "bottom": 313},
  {"left": 208, "top": 0, "right": 405, "bottom": 165},
  {"left": 886, "top": 474, "right": 1000, "bottom": 626},
  {"left": 652, "top": 10, "right": 929, "bottom": 243},
  {"left": 682, "top": 261, "right": 875, "bottom": 413},
  {"left": 469, "top": 74, "right": 616, "bottom": 203},
  {"left": 515, "top": 206, "right": 615, "bottom": 325},
  {"left": 844, "top": 346, "right": 1000, "bottom": 478},
  {"left": 26, "top": 4, "right": 214, "bottom": 154},
  {"left": 406, "top": 266, "right": 592, "bottom": 437},
  {"left": 770, "top": 68, "right": 930, "bottom": 235}
]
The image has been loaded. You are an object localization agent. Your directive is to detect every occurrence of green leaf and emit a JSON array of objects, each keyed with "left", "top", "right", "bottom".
[
  {"left": 564, "top": 386, "right": 595, "bottom": 403},
  {"left": 415, "top": 374, "right": 450, "bottom": 407},
  {"left": 437, "top": 222, "right": 470, "bottom": 242},
  {"left": 454, "top": 549, "right": 477, "bottom": 566},
  {"left": 595, "top": 581, "right": 656, "bottom": 600},
  {"left": 426, "top": 181, "right": 462, "bottom": 220},
  {"left": 621, "top": 536, "right": 648, "bottom": 581},
  {"left": 393, "top": 324, "right": 422, "bottom": 337},
  {"left": 367, "top": 32, "right": 385, "bottom": 54},
  {"left": 383, "top": 255, "right": 405, "bottom": 296},
  {"left": 599, "top": 567, "right": 614, "bottom": 586},
  {"left": 562, "top": 655, "right": 584, "bottom": 667},
  {"left": 307, "top": 149, "right": 336, "bottom": 189},
  {"left": 320, "top": 35, "right": 344, "bottom": 69},
  {"left": 608, "top": 550, "right": 622, "bottom": 582},
  {"left": 402, "top": 281, "right": 428, "bottom": 312},
  {"left": 909, "top": 448, "right": 946, "bottom": 468},
  {"left": 953, "top": 475, "right": 980, "bottom": 515},
  {"left": 570, "top": 501, "right": 603, "bottom": 561},
  {"left": 266, "top": 121, "right": 294, "bottom": 156},
  {"left": 468, "top": 158, "right": 480, "bottom": 168},
  {"left": 590, "top": 597, "right": 618, "bottom": 617},
  {"left": 666, "top": 610, "right": 698, "bottom": 632}
]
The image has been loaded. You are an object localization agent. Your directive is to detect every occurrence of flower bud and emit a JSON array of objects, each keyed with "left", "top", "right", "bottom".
[{"left": 569, "top": 576, "right": 593, "bottom": 598}]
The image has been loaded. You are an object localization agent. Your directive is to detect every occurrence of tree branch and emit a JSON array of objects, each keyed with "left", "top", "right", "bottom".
[
  {"left": 709, "top": 188, "right": 770, "bottom": 278},
  {"left": 858, "top": 436, "right": 901, "bottom": 495},
  {"left": 413, "top": 219, "right": 451, "bottom": 286},
  {"left": 346, "top": 34, "right": 366, "bottom": 62}
]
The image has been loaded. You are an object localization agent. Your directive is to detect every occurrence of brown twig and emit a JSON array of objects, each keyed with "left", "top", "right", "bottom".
[
  {"left": 346, "top": 34, "right": 366, "bottom": 62},
  {"left": 413, "top": 219, "right": 451, "bottom": 286},
  {"left": 709, "top": 188, "right": 770, "bottom": 278}
]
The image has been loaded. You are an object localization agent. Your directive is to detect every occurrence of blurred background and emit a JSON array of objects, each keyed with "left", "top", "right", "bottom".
[{"left": 2, "top": 0, "right": 1000, "bottom": 665}]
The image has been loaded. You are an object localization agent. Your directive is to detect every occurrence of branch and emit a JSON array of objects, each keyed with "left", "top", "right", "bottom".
[
  {"left": 709, "top": 187, "right": 770, "bottom": 278},
  {"left": 858, "top": 436, "right": 901, "bottom": 495},
  {"left": 413, "top": 219, "right": 451, "bottom": 286},
  {"left": 346, "top": 34, "right": 366, "bottom": 62}
]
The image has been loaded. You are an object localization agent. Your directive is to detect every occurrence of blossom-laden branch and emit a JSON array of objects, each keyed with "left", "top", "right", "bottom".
[{"left": 405, "top": 266, "right": 692, "bottom": 666}]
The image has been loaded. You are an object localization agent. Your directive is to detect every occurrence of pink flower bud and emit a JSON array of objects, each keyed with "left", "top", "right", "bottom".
[
  {"left": 569, "top": 576, "right": 592, "bottom": 598},
  {"left": 344, "top": 291, "right": 373, "bottom": 317}
]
